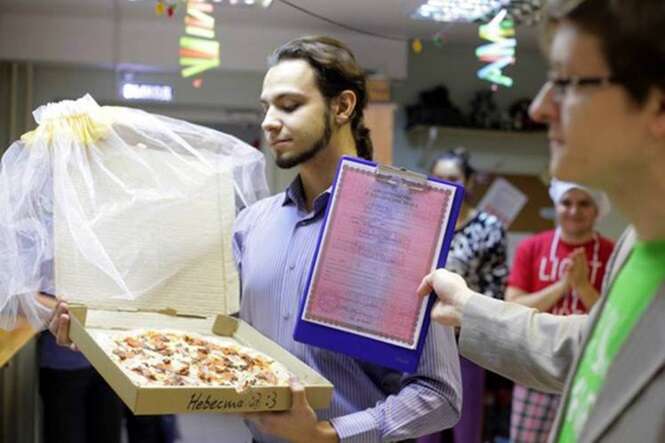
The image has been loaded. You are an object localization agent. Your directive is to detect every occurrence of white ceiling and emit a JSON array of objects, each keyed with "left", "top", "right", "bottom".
[{"left": 0, "top": 0, "right": 541, "bottom": 47}]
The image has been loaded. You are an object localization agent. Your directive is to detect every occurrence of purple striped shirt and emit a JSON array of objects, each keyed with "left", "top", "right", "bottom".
[{"left": 232, "top": 177, "right": 461, "bottom": 443}]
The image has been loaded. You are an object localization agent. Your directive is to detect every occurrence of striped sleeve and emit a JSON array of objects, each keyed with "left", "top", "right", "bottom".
[{"left": 330, "top": 323, "right": 462, "bottom": 441}]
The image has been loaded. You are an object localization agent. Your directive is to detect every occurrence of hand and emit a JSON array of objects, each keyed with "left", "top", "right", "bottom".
[
  {"left": 47, "top": 299, "right": 78, "bottom": 351},
  {"left": 563, "top": 248, "right": 590, "bottom": 291},
  {"left": 417, "top": 268, "right": 473, "bottom": 328},
  {"left": 244, "top": 379, "right": 338, "bottom": 443}
]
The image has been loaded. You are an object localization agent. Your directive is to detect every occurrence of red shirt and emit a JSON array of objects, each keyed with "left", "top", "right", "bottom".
[{"left": 508, "top": 229, "right": 614, "bottom": 315}]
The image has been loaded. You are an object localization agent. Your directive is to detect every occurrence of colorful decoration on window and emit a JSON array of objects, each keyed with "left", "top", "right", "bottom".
[
  {"left": 155, "top": 0, "right": 177, "bottom": 17},
  {"left": 475, "top": 9, "right": 516, "bottom": 88},
  {"left": 411, "top": 38, "right": 423, "bottom": 54},
  {"left": 179, "top": 1, "right": 220, "bottom": 87}
]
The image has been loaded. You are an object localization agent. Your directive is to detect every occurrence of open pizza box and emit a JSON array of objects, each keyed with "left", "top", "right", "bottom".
[{"left": 54, "top": 147, "right": 333, "bottom": 415}]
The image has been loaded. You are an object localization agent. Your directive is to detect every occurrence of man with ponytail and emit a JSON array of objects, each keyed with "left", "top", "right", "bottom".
[
  {"left": 233, "top": 36, "right": 461, "bottom": 442},
  {"left": 48, "top": 35, "right": 461, "bottom": 443}
]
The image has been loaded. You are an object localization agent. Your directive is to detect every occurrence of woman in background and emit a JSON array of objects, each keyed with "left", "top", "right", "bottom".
[{"left": 420, "top": 147, "right": 509, "bottom": 443}]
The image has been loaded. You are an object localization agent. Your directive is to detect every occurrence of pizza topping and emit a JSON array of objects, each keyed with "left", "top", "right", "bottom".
[
  {"left": 125, "top": 337, "right": 141, "bottom": 348},
  {"left": 103, "top": 330, "right": 291, "bottom": 389}
]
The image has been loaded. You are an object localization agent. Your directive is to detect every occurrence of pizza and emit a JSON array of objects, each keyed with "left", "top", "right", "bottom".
[{"left": 95, "top": 329, "right": 292, "bottom": 391}]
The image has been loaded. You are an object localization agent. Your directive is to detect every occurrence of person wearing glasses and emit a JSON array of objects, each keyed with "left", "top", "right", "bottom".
[
  {"left": 506, "top": 180, "right": 614, "bottom": 443},
  {"left": 418, "top": 0, "right": 665, "bottom": 442}
]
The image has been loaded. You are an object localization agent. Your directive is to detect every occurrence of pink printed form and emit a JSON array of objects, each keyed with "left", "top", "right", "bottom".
[{"left": 304, "top": 165, "right": 451, "bottom": 347}]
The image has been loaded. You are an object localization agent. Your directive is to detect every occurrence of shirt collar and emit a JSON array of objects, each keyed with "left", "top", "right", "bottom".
[{"left": 282, "top": 175, "right": 332, "bottom": 215}]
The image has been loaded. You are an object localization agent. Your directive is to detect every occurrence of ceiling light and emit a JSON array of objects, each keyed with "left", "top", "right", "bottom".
[
  {"left": 411, "top": 0, "right": 542, "bottom": 25},
  {"left": 412, "top": 0, "right": 509, "bottom": 23}
]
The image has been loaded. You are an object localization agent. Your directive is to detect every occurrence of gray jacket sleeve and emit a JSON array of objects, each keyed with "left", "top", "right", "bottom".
[{"left": 458, "top": 293, "right": 589, "bottom": 393}]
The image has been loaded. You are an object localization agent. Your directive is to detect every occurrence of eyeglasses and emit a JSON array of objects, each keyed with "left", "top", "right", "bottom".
[{"left": 547, "top": 74, "right": 621, "bottom": 100}]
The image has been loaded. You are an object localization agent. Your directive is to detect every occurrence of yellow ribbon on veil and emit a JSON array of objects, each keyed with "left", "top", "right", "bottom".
[{"left": 21, "top": 111, "right": 110, "bottom": 146}]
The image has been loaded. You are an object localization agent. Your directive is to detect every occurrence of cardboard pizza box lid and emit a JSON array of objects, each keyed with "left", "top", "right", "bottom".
[{"left": 54, "top": 145, "right": 239, "bottom": 317}]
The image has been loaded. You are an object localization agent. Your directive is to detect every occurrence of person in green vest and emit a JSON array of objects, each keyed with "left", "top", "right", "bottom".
[{"left": 417, "top": 0, "right": 665, "bottom": 442}]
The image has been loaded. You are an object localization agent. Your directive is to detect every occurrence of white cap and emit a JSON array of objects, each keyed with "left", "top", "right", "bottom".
[{"left": 549, "top": 179, "right": 611, "bottom": 220}]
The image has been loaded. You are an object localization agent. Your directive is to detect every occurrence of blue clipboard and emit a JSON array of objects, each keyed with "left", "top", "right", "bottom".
[{"left": 293, "top": 156, "right": 464, "bottom": 373}]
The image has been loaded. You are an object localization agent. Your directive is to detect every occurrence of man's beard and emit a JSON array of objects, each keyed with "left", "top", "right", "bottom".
[{"left": 275, "top": 110, "right": 332, "bottom": 169}]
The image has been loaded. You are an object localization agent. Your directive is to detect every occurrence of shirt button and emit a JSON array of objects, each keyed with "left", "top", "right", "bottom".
[
  {"left": 282, "top": 313, "right": 290, "bottom": 320},
  {"left": 289, "top": 264, "right": 295, "bottom": 270}
]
